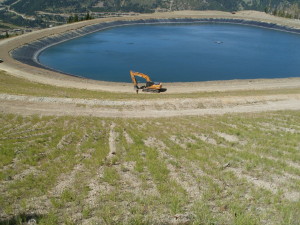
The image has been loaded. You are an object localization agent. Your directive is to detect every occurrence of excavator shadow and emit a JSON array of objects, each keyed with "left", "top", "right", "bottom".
[{"left": 160, "top": 88, "right": 167, "bottom": 93}]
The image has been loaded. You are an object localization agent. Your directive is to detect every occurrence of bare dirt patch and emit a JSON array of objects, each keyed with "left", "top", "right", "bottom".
[
  {"left": 115, "top": 161, "right": 159, "bottom": 197},
  {"left": 50, "top": 164, "right": 84, "bottom": 196},
  {"left": 123, "top": 130, "right": 133, "bottom": 145},
  {"left": 144, "top": 136, "right": 167, "bottom": 150},
  {"left": 56, "top": 132, "right": 75, "bottom": 149},
  {"left": 193, "top": 133, "right": 218, "bottom": 145},
  {"left": 228, "top": 167, "right": 300, "bottom": 202},
  {"left": 85, "top": 167, "right": 111, "bottom": 208},
  {"left": 215, "top": 132, "right": 239, "bottom": 143},
  {"left": 108, "top": 123, "right": 118, "bottom": 158}
]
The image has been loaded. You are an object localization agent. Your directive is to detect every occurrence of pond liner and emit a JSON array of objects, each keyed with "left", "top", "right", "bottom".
[{"left": 10, "top": 18, "right": 300, "bottom": 76}]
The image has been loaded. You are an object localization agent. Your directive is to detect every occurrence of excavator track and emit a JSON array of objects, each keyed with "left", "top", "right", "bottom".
[{"left": 142, "top": 89, "right": 160, "bottom": 93}]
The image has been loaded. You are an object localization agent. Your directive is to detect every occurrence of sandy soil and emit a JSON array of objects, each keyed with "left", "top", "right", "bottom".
[{"left": 0, "top": 11, "right": 299, "bottom": 117}]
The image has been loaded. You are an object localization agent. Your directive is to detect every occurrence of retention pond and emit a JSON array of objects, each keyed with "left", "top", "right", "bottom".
[{"left": 16, "top": 20, "right": 300, "bottom": 83}]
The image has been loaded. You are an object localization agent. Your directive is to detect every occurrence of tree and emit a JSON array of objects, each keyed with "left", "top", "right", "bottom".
[
  {"left": 67, "top": 15, "right": 74, "bottom": 23},
  {"left": 85, "top": 12, "right": 91, "bottom": 20},
  {"left": 264, "top": 7, "right": 269, "bottom": 13},
  {"left": 74, "top": 14, "right": 79, "bottom": 22}
]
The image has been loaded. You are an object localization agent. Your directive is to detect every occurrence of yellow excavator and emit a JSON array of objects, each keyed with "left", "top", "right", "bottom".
[{"left": 130, "top": 70, "right": 165, "bottom": 93}]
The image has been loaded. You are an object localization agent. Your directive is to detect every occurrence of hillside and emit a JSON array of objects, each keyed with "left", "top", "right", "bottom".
[
  {"left": 0, "top": 11, "right": 300, "bottom": 224},
  {"left": 0, "top": 0, "right": 299, "bottom": 29},
  {"left": 2, "top": 0, "right": 300, "bottom": 14},
  {"left": 0, "top": 70, "right": 299, "bottom": 223},
  {"left": 0, "top": 69, "right": 299, "bottom": 224}
]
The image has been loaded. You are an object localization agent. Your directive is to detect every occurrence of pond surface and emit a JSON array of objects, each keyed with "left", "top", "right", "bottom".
[{"left": 38, "top": 23, "right": 300, "bottom": 82}]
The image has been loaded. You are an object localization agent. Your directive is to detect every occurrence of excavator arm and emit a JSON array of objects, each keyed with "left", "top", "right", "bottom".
[
  {"left": 130, "top": 71, "right": 151, "bottom": 83},
  {"left": 130, "top": 71, "right": 138, "bottom": 89}
]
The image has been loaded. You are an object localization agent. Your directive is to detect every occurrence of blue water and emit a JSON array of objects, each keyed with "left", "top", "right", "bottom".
[{"left": 39, "top": 23, "right": 300, "bottom": 82}]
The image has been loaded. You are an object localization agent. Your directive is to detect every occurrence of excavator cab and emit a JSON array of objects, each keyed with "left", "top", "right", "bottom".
[{"left": 146, "top": 81, "right": 154, "bottom": 87}]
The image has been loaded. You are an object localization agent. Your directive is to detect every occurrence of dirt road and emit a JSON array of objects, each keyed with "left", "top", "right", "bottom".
[{"left": 1, "top": 93, "right": 299, "bottom": 118}]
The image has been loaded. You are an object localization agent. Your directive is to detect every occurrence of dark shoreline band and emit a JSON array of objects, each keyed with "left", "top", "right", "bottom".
[{"left": 11, "top": 18, "right": 300, "bottom": 77}]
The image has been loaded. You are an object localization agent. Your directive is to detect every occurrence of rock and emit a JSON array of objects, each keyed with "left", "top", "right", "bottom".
[
  {"left": 222, "top": 162, "right": 231, "bottom": 169},
  {"left": 27, "top": 218, "right": 37, "bottom": 225}
]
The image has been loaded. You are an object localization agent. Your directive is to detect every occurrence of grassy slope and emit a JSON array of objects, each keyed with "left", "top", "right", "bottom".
[
  {"left": 0, "top": 111, "right": 299, "bottom": 224},
  {"left": 0, "top": 71, "right": 300, "bottom": 224}
]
